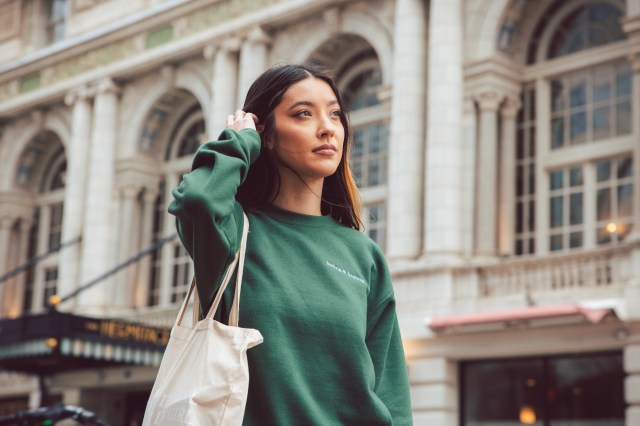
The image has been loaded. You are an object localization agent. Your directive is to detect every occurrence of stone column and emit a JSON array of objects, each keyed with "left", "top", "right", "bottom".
[
  {"left": 160, "top": 173, "right": 179, "bottom": 307},
  {"left": 387, "top": 0, "right": 426, "bottom": 260},
  {"left": 78, "top": 79, "right": 119, "bottom": 313},
  {"left": 498, "top": 97, "right": 521, "bottom": 256},
  {"left": 12, "top": 219, "right": 32, "bottom": 316},
  {"left": 424, "top": 0, "right": 465, "bottom": 262},
  {"left": 207, "top": 39, "right": 240, "bottom": 138},
  {"left": 114, "top": 184, "right": 141, "bottom": 309},
  {"left": 134, "top": 187, "right": 158, "bottom": 307},
  {"left": 474, "top": 91, "right": 503, "bottom": 257},
  {"left": 0, "top": 217, "right": 14, "bottom": 316},
  {"left": 629, "top": 55, "right": 640, "bottom": 240},
  {"left": 58, "top": 88, "right": 92, "bottom": 308},
  {"left": 237, "top": 27, "right": 270, "bottom": 109},
  {"left": 625, "top": 344, "right": 640, "bottom": 425},
  {"left": 32, "top": 207, "right": 51, "bottom": 311},
  {"left": 409, "top": 356, "right": 457, "bottom": 425}
]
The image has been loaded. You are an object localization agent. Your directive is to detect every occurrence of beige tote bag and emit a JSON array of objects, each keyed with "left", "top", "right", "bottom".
[{"left": 143, "top": 213, "right": 263, "bottom": 426}]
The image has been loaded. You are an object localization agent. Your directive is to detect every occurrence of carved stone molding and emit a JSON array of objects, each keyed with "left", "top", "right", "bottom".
[
  {"left": 501, "top": 96, "right": 522, "bottom": 118},
  {"left": 64, "top": 86, "right": 92, "bottom": 107},
  {"left": 474, "top": 91, "right": 504, "bottom": 112}
]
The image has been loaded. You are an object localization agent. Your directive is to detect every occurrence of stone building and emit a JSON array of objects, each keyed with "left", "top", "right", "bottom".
[{"left": 0, "top": 0, "right": 639, "bottom": 424}]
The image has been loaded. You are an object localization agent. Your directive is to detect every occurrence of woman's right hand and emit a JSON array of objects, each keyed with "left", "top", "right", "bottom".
[{"left": 226, "top": 110, "right": 259, "bottom": 132}]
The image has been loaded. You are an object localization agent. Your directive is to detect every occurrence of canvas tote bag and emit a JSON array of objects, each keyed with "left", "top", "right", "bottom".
[{"left": 143, "top": 213, "right": 263, "bottom": 426}]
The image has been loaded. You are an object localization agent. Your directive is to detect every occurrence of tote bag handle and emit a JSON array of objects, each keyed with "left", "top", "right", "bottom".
[{"left": 174, "top": 213, "right": 249, "bottom": 329}]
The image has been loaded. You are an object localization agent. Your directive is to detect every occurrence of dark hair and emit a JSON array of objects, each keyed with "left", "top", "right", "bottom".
[{"left": 236, "top": 64, "right": 362, "bottom": 230}]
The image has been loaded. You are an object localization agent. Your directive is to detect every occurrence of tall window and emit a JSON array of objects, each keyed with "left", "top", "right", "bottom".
[
  {"left": 146, "top": 102, "right": 204, "bottom": 307},
  {"left": 550, "top": 61, "right": 631, "bottom": 149},
  {"left": 341, "top": 58, "right": 389, "bottom": 249},
  {"left": 518, "top": 1, "right": 633, "bottom": 255},
  {"left": 47, "top": 0, "right": 68, "bottom": 45},
  {"left": 461, "top": 352, "right": 624, "bottom": 426},
  {"left": 515, "top": 86, "right": 537, "bottom": 255},
  {"left": 595, "top": 155, "right": 633, "bottom": 244}
]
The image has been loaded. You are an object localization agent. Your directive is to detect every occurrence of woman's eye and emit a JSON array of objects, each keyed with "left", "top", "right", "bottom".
[
  {"left": 294, "top": 110, "right": 312, "bottom": 117},
  {"left": 331, "top": 110, "right": 343, "bottom": 118}
]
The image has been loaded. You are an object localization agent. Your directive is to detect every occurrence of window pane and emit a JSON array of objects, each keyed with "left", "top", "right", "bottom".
[
  {"left": 515, "top": 239, "right": 524, "bottom": 255},
  {"left": 597, "top": 227, "right": 612, "bottom": 245},
  {"left": 616, "top": 101, "right": 631, "bottom": 135},
  {"left": 569, "top": 168, "right": 582, "bottom": 186},
  {"left": 617, "top": 157, "right": 633, "bottom": 179},
  {"left": 516, "top": 165, "right": 524, "bottom": 196},
  {"left": 369, "top": 125, "right": 381, "bottom": 154},
  {"left": 569, "top": 193, "right": 583, "bottom": 225},
  {"left": 550, "top": 171, "right": 563, "bottom": 190},
  {"left": 570, "top": 112, "right": 586, "bottom": 144},
  {"left": 548, "top": 354, "right": 624, "bottom": 424},
  {"left": 592, "top": 106, "right": 610, "bottom": 140},
  {"left": 550, "top": 234, "right": 563, "bottom": 251},
  {"left": 596, "top": 188, "right": 611, "bottom": 221},
  {"left": 529, "top": 164, "right": 536, "bottom": 194},
  {"left": 569, "top": 231, "right": 583, "bottom": 248},
  {"left": 551, "top": 118, "right": 564, "bottom": 149},
  {"left": 516, "top": 202, "right": 524, "bottom": 233},
  {"left": 593, "top": 67, "right": 611, "bottom": 102},
  {"left": 517, "top": 129, "right": 525, "bottom": 160},
  {"left": 550, "top": 196, "right": 563, "bottom": 228},
  {"left": 528, "top": 127, "right": 536, "bottom": 157},
  {"left": 462, "top": 359, "right": 545, "bottom": 425},
  {"left": 618, "top": 184, "right": 633, "bottom": 217},
  {"left": 596, "top": 160, "right": 611, "bottom": 182},
  {"left": 528, "top": 202, "right": 535, "bottom": 231},
  {"left": 353, "top": 129, "right": 364, "bottom": 157},
  {"left": 368, "top": 159, "right": 380, "bottom": 186},
  {"left": 551, "top": 80, "right": 564, "bottom": 112},
  {"left": 569, "top": 80, "right": 586, "bottom": 107},
  {"left": 616, "top": 63, "right": 632, "bottom": 97}
]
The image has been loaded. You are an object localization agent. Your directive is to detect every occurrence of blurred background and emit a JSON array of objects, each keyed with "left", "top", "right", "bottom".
[{"left": 0, "top": 0, "right": 638, "bottom": 424}]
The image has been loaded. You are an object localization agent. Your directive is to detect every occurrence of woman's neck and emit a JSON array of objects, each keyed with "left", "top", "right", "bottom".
[{"left": 271, "top": 169, "right": 324, "bottom": 216}]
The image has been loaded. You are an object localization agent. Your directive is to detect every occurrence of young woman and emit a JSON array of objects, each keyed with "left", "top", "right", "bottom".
[{"left": 169, "top": 64, "right": 412, "bottom": 425}]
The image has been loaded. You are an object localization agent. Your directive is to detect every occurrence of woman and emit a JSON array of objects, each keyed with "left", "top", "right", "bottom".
[{"left": 169, "top": 64, "right": 412, "bottom": 425}]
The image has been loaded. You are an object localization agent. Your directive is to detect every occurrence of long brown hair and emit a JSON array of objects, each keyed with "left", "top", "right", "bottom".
[{"left": 236, "top": 64, "right": 362, "bottom": 230}]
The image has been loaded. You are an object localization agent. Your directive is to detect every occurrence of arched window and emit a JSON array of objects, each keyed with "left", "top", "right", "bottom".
[
  {"left": 547, "top": 3, "right": 625, "bottom": 59},
  {"left": 515, "top": 0, "right": 633, "bottom": 255},
  {"left": 147, "top": 104, "right": 204, "bottom": 307},
  {"left": 18, "top": 138, "right": 66, "bottom": 312},
  {"left": 340, "top": 56, "right": 389, "bottom": 249}
]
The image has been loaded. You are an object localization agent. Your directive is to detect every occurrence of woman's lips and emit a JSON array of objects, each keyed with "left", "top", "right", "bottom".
[{"left": 313, "top": 144, "right": 337, "bottom": 156}]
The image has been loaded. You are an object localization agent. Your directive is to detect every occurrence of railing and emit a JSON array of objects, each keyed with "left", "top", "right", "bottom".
[{"left": 476, "top": 243, "right": 635, "bottom": 299}]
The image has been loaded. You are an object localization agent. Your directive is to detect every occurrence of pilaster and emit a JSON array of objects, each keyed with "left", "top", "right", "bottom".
[
  {"left": 237, "top": 27, "right": 271, "bottom": 109},
  {"left": 409, "top": 356, "right": 458, "bottom": 426},
  {"left": 423, "top": 0, "right": 465, "bottom": 262},
  {"left": 78, "top": 79, "right": 119, "bottom": 314},
  {"left": 627, "top": 54, "right": 640, "bottom": 241},
  {"left": 135, "top": 187, "right": 159, "bottom": 308},
  {"left": 625, "top": 344, "right": 640, "bottom": 425},
  {"left": 473, "top": 91, "right": 503, "bottom": 257},
  {"left": 387, "top": 0, "right": 426, "bottom": 260},
  {"left": 207, "top": 38, "right": 241, "bottom": 138},
  {"left": 498, "top": 96, "right": 521, "bottom": 256},
  {"left": 58, "top": 87, "right": 93, "bottom": 309}
]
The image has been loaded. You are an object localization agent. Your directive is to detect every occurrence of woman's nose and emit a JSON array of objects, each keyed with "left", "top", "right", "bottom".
[{"left": 318, "top": 117, "right": 336, "bottom": 138}]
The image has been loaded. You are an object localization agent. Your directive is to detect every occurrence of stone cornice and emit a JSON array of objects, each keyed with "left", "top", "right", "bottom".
[
  {"left": 0, "top": 191, "right": 36, "bottom": 222},
  {"left": 115, "top": 157, "right": 163, "bottom": 192},
  {"left": 0, "top": 0, "right": 347, "bottom": 119}
]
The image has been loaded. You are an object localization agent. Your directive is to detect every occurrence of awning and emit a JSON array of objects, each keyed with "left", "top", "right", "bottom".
[
  {"left": 426, "top": 303, "right": 616, "bottom": 333},
  {"left": 0, "top": 310, "right": 169, "bottom": 374}
]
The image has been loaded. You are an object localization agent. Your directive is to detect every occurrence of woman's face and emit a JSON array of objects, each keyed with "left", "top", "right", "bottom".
[{"left": 270, "top": 77, "right": 345, "bottom": 181}]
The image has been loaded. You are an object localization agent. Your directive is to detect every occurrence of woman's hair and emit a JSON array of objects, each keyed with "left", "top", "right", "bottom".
[{"left": 236, "top": 64, "right": 362, "bottom": 230}]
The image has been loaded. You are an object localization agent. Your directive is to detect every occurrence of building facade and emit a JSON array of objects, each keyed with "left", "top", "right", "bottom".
[{"left": 0, "top": 0, "right": 639, "bottom": 424}]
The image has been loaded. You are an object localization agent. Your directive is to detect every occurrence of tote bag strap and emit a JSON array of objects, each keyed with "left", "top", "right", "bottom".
[
  {"left": 206, "top": 212, "right": 249, "bottom": 326},
  {"left": 175, "top": 212, "right": 248, "bottom": 328}
]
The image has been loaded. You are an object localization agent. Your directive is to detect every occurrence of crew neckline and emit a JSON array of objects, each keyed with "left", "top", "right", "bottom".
[{"left": 257, "top": 204, "right": 337, "bottom": 228}]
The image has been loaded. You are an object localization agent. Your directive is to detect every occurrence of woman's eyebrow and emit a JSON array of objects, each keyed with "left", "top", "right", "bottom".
[{"left": 287, "top": 100, "right": 339, "bottom": 110}]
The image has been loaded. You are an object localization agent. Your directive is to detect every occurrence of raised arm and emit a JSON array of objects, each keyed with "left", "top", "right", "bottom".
[{"left": 168, "top": 121, "right": 260, "bottom": 315}]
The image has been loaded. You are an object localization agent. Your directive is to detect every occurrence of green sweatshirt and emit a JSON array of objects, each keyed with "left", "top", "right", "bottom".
[{"left": 168, "top": 128, "right": 413, "bottom": 425}]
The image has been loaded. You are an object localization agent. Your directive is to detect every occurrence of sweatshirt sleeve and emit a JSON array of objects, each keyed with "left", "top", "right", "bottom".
[
  {"left": 366, "top": 250, "right": 413, "bottom": 425},
  {"left": 167, "top": 128, "right": 261, "bottom": 315}
]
